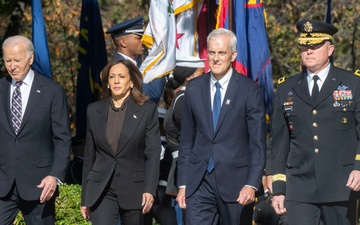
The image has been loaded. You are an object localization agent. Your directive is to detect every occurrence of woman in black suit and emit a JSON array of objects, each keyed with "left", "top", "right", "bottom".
[{"left": 80, "top": 59, "right": 161, "bottom": 225}]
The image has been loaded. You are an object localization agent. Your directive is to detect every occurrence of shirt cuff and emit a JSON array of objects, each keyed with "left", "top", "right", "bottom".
[
  {"left": 245, "top": 184, "right": 257, "bottom": 191},
  {"left": 52, "top": 176, "right": 63, "bottom": 185}
]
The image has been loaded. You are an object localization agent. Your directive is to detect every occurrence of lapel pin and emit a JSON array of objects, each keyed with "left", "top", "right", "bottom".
[
  {"left": 36, "top": 90, "right": 41, "bottom": 93},
  {"left": 133, "top": 115, "right": 137, "bottom": 119},
  {"left": 225, "top": 99, "right": 230, "bottom": 105}
]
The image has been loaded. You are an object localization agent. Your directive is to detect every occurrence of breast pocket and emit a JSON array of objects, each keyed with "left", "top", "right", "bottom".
[
  {"left": 286, "top": 152, "right": 301, "bottom": 169},
  {"left": 332, "top": 106, "right": 355, "bottom": 130},
  {"left": 284, "top": 110, "right": 300, "bottom": 135}
]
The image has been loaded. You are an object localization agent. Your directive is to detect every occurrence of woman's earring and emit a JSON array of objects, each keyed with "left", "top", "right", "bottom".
[{"left": 107, "top": 84, "right": 110, "bottom": 89}]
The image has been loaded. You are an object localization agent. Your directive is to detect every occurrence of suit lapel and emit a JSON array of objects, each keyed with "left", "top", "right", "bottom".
[
  {"left": 93, "top": 100, "right": 114, "bottom": 155},
  {"left": 19, "top": 73, "right": 44, "bottom": 133},
  {"left": 201, "top": 73, "right": 214, "bottom": 135},
  {"left": 314, "top": 65, "right": 341, "bottom": 106},
  {"left": 292, "top": 72, "right": 313, "bottom": 106},
  {"left": 215, "top": 72, "right": 239, "bottom": 134},
  {"left": 116, "top": 97, "right": 142, "bottom": 154},
  {"left": 1, "top": 76, "right": 13, "bottom": 132}
]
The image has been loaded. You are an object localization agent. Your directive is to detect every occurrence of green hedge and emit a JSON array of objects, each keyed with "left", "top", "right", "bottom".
[{"left": 14, "top": 184, "right": 90, "bottom": 225}]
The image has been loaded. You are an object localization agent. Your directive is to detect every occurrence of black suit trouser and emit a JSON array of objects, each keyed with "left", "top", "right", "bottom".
[
  {"left": 90, "top": 175, "right": 147, "bottom": 225},
  {"left": 0, "top": 182, "right": 55, "bottom": 225}
]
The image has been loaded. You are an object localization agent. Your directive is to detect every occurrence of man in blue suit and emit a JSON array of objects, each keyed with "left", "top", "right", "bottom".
[{"left": 176, "top": 28, "right": 266, "bottom": 224}]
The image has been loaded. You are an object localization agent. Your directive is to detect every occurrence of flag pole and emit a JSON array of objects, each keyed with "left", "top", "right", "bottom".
[{"left": 228, "top": 0, "right": 233, "bottom": 31}]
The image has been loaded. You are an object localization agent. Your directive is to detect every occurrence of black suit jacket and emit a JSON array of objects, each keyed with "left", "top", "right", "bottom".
[
  {"left": 81, "top": 96, "right": 161, "bottom": 210},
  {"left": 178, "top": 70, "right": 266, "bottom": 201},
  {"left": 0, "top": 72, "right": 71, "bottom": 200},
  {"left": 270, "top": 65, "right": 360, "bottom": 202}
]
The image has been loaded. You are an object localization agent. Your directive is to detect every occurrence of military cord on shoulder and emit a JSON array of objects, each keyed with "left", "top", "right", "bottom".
[
  {"left": 354, "top": 69, "right": 360, "bottom": 76},
  {"left": 278, "top": 77, "right": 287, "bottom": 85}
]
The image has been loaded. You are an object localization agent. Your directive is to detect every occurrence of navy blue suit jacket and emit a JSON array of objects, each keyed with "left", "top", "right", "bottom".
[
  {"left": 0, "top": 72, "right": 71, "bottom": 200},
  {"left": 177, "top": 70, "right": 266, "bottom": 201}
]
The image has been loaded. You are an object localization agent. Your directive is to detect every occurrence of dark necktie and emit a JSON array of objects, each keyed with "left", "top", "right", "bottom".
[
  {"left": 11, "top": 81, "right": 23, "bottom": 135},
  {"left": 212, "top": 81, "right": 221, "bottom": 130},
  {"left": 207, "top": 81, "right": 221, "bottom": 173},
  {"left": 311, "top": 75, "right": 320, "bottom": 101}
]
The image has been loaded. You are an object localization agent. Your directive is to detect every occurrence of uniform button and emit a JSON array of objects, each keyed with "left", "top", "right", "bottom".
[
  {"left": 313, "top": 123, "right": 318, "bottom": 127},
  {"left": 314, "top": 148, "right": 319, "bottom": 153},
  {"left": 312, "top": 110, "right": 317, "bottom": 115},
  {"left": 314, "top": 135, "right": 318, "bottom": 140},
  {"left": 343, "top": 108, "right": 347, "bottom": 112}
]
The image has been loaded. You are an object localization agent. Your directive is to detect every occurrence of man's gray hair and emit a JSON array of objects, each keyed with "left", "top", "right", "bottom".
[
  {"left": 2, "top": 35, "right": 34, "bottom": 58},
  {"left": 207, "top": 28, "right": 237, "bottom": 53}
]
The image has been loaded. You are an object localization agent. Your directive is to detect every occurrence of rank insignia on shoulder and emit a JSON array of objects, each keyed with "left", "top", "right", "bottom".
[
  {"left": 355, "top": 70, "right": 360, "bottom": 76},
  {"left": 278, "top": 77, "right": 287, "bottom": 85}
]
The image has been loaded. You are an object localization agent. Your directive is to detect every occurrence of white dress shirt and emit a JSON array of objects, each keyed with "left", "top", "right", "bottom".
[
  {"left": 10, "top": 69, "right": 34, "bottom": 117},
  {"left": 307, "top": 63, "right": 331, "bottom": 95}
]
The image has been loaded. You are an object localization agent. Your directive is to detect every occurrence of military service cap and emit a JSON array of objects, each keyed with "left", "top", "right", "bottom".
[
  {"left": 296, "top": 20, "right": 338, "bottom": 46},
  {"left": 106, "top": 16, "right": 144, "bottom": 38}
]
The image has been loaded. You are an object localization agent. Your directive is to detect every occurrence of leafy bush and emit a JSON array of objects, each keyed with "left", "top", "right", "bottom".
[{"left": 14, "top": 184, "right": 90, "bottom": 225}]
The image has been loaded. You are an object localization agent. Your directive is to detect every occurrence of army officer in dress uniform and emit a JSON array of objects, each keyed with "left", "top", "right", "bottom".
[{"left": 269, "top": 20, "right": 360, "bottom": 225}]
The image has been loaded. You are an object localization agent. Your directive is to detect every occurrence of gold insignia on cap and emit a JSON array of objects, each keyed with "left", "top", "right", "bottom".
[
  {"left": 272, "top": 174, "right": 286, "bottom": 182},
  {"left": 298, "top": 33, "right": 333, "bottom": 46},
  {"left": 304, "top": 21, "right": 313, "bottom": 33},
  {"left": 355, "top": 69, "right": 360, "bottom": 76}
]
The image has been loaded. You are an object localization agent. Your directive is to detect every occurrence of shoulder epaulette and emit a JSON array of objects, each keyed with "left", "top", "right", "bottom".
[
  {"left": 278, "top": 77, "right": 287, "bottom": 85},
  {"left": 355, "top": 69, "right": 360, "bottom": 76}
]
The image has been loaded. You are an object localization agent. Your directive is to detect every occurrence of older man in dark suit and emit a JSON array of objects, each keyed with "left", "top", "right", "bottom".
[
  {"left": 0, "top": 35, "right": 71, "bottom": 224},
  {"left": 176, "top": 28, "right": 266, "bottom": 224},
  {"left": 270, "top": 20, "right": 360, "bottom": 225}
]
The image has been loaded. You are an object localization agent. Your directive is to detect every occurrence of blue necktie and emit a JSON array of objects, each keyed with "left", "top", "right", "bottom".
[
  {"left": 11, "top": 81, "right": 23, "bottom": 135},
  {"left": 207, "top": 81, "right": 221, "bottom": 173},
  {"left": 212, "top": 81, "right": 221, "bottom": 130}
]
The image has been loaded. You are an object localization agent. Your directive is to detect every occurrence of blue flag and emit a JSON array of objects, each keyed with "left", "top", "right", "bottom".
[
  {"left": 326, "top": 0, "right": 332, "bottom": 24},
  {"left": 31, "top": 0, "right": 52, "bottom": 78},
  {"left": 220, "top": 0, "right": 274, "bottom": 129},
  {"left": 76, "top": 0, "right": 107, "bottom": 138},
  {"left": 245, "top": 0, "right": 274, "bottom": 128}
]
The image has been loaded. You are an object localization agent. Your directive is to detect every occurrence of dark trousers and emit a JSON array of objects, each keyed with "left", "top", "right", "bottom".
[
  {"left": 90, "top": 187, "right": 147, "bottom": 225},
  {"left": 0, "top": 183, "right": 55, "bottom": 225},
  {"left": 286, "top": 200, "right": 357, "bottom": 225},
  {"left": 186, "top": 171, "right": 245, "bottom": 225},
  {"left": 153, "top": 185, "right": 177, "bottom": 225},
  {"left": 90, "top": 175, "right": 147, "bottom": 225}
]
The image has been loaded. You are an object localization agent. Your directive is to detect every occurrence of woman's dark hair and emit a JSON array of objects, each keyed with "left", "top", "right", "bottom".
[
  {"left": 100, "top": 59, "right": 149, "bottom": 105},
  {"left": 167, "top": 66, "right": 197, "bottom": 90}
]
